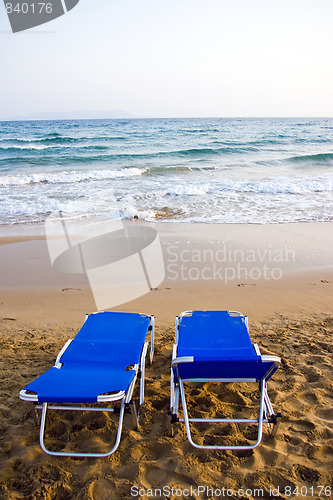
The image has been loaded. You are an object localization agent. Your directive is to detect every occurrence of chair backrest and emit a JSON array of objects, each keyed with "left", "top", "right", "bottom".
[
  {"left": 177, "top": 311, "right": 255, "bottom": 360},
  {"left": 60, "top": 312, "right": 151, "bottom": 367},
  {"left": 175, "top": 310, "right": 278, "bottom": 381}
]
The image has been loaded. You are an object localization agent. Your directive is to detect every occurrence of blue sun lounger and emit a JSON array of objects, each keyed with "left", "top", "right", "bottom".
[
  {"left": 20, "top": 311, "right": 154, "bottom": 457},
  {"left": 170, "top": 310, "right": 281, "bottom": 450}
]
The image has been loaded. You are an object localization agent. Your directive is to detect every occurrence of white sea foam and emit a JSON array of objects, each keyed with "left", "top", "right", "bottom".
[
  {"left": 232, "top": 175, "right": 333, "bottom": 195},
  {"left": 0, "top": 144, "right": 51, "bottom": 150},
  {"left": 0, "top": 167, "right": 145, "bottom": 186}
]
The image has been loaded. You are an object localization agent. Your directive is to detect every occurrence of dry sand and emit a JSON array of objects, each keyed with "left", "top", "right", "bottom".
[{"left": 0, "top": 222, "right": 332, "bottom": 499}]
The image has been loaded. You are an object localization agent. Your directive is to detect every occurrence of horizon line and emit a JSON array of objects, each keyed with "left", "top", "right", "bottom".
[{"left": 1, "top": 115, "right": 333, "bottom": 122}]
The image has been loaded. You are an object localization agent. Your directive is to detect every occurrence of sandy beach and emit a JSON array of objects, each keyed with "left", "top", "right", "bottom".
[{"left": 0, "top": 221, "right": 332, "bottom": 499}]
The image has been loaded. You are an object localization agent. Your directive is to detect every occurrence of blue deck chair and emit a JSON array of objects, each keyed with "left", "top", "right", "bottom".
[
  {"left": 170, "top": 310, "right": 281, "bottom": 450},
  {"left": 20, "top": 311, "right": 154, "bottom": 457}
]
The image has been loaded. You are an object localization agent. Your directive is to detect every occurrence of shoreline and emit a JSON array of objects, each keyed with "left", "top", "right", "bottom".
[
  {"left": 0, "top": 218, "right": 332, "bottom": 236},
  {"left": 0, "top": 221, "right": 332, "bottom": 323}
]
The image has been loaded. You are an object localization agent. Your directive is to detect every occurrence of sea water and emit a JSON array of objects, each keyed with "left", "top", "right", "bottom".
[{"left": 0, "top": 117, "right": 332, "bottom": 227}]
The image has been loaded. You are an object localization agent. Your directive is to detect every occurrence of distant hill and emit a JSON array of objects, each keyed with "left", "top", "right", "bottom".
[{"left": 1, "top": 110, "right": 134, "bottom": 121}]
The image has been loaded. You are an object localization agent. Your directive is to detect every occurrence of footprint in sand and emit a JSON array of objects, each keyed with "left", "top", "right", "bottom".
[
  {"left": 289, "top": 419, "right": 316, "bottom": 433},
  {"left": 144, "top": 440, "right": 173, "bottom": 461},
  {"left": 87, "top": 478, "right": 116, "bottom": 500},
  {"left": 316, "top": 408, "right": 333, "bottom": 421},
  {"left": 144, "top": 465, "right": 169, "bottom": 485},
  {"left": 295, "top": 464, "right": 320, "bottom": 483},
  {"left": 142, "top": 462, "right": 196, "bottom": 490}
]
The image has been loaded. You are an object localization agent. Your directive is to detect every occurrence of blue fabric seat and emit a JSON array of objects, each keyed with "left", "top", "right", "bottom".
[{"left": 25, "top": 365, "right": 136, "bottom": 404}]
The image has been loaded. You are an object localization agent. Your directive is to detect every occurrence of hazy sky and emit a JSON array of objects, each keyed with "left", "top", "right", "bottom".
[{"left": 1, "top": 0, "right": 333, "bottom": 119}]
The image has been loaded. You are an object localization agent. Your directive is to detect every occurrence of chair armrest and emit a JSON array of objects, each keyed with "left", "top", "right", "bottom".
[
  {"left": 172, "top": 356, "right": 194, "bottom": 366},
  {"left": 19, "top": 389, "right": 38, "bottom": 402},
  {"left": 55, "top": 339, "right": 73, "bottom": 368},
  {"left": 261, "top": 355, "right": 281, "bottom": 364}
]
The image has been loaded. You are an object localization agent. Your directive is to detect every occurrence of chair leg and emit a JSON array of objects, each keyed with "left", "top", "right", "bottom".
[
  {"left": 139, "top": 342, "right": 149, "bottom": 406},
  {"left": 179, "top": 379, "right": 266, "bottom": 450},
  {"left": 39, "top": 400, "right": 126, "bottom": 458},
  {"left": 269, "top": 412, "right": 282, "bottom": 438},
  {"left": 169, "top": 368, "right": 180, "bottom": 437},
  {"left": 29, "top": 403, "right": 40, "bottom": 426},
  {"left": 174, "top": 385, "right": 180, "bottom": 415},
  {"left": 129, "top": 400, "right": 140, "bottom": 430},
  {"left": 263, "top": 384, "right": 282, "bottom": 438}
]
